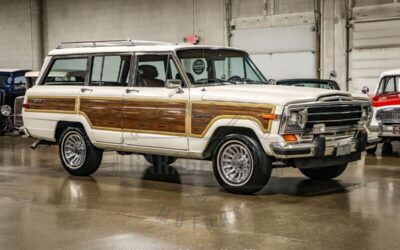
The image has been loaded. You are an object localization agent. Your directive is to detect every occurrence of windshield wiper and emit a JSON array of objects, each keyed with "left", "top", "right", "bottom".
[{"left": 226, "top": 78, "right": 267, "bottom": 85}]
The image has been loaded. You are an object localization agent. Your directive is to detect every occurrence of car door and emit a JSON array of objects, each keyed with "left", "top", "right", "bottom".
[
  {"left": 79, "top": 54, "right": 132, "bottom": 144},
  {"left": 122, "top": 53, "right": 189, "bottom": 151}
]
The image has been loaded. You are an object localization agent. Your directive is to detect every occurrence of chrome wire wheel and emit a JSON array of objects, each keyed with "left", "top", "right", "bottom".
[
  {"left": 217, "top": 140, "right": 254, "bottom": 186},
  {"left": 61, "top": 131, "right": 87, "bottom": 170}
]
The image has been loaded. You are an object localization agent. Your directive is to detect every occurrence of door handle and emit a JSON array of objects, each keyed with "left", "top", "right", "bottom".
[
  {"left": 81, "top": 88, "right": 93, "bottom": 93},
  {"left": 126, "top": 88, "right": 139, "bottom": 94}
]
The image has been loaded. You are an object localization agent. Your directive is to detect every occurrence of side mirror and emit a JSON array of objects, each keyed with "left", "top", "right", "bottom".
[
  {"left": 166, "top": 79, "right": 182, "bottom": 89},
  {"left": 166, "top": 79, "right": 183, "bottom": 94},
  {"left": 268, "top": 79, "right": 276, "bottom": 85},
  {"left": 362, "top": 86, "right": 370, "bottom": 95}
]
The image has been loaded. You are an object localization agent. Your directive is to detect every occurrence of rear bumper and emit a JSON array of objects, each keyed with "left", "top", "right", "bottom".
[{"left": 271, "top": 132, "right": 369, "bottom": 159}]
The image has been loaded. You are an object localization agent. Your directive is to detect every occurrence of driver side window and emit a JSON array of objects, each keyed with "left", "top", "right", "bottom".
[
  {"left": 134, "top": 54, "right": 184, "bottom": 88},
  {"left": 379, "top": 76, "right": 397, "bottom": 94}
]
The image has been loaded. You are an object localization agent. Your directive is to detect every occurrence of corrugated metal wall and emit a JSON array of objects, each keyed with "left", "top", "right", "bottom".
[
  {"left": 43, "top": 0, "right": 225, "bottom": 53},
  {"left": 230, "top": 0, "right": 316, "bottom": 80},
  {"left": 349, "top": 2, "right": 400, "bottom": 94}
]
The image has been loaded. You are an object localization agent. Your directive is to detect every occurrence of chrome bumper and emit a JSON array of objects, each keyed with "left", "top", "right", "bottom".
[
  {"left": 271, "top": 132, "right": 369, "bottom": 159},
  {"left": 378, "top": 123, "right": 400, "bottom": 138}
]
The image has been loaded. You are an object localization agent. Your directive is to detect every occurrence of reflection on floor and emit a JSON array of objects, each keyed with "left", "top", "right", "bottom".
[{"left": 0, "top": 136, "right": 399, "bottom": 249}]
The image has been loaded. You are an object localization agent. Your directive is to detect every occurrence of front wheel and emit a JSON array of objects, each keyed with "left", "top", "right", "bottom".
[
  {"left": 59, "top": 127, "right": 103, "bottom": 176},
  {"left": 299, "top": 164, "right": 348, "bottom": 180},
  {"left": 212, "top": 134, "right": 272, "bottom": 195},
  {"left": 366, "top": 145, "right": 377, "bottom": 155},
  {"left": 382, "top": 142, "right": 393, "bottom": 156}
]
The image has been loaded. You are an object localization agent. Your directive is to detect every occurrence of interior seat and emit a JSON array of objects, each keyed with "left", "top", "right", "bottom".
[{"left": 137, "top": 65, "right": 164, "bottom": 87}]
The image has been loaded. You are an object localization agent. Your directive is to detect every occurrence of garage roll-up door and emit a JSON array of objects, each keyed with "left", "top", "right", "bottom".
[
  {"left": 350, "top": 19, "right": 400, "bottom": 94},
  {"left": 231, "top": 24, "right": 317, "bottom": 80}
]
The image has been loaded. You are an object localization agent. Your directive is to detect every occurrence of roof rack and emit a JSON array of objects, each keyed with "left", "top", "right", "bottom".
[{"left": 56, "top": 39, "right": 173, "bottom": 49}]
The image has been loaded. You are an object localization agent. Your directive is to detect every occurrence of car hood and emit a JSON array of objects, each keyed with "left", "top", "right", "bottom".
[
  {"left": 371, "top": 93, "right": 400, "bottom": 107},
  {"left": 198, "top": 84, "right": 363, "bottom": 106}
]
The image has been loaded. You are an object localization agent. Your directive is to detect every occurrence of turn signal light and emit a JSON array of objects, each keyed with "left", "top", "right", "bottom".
[
  {"left": 261, "top": 114, "right": 277, "bottom": 120},
  {"left": 22, "top": 103, "right": 31, "bottom": 109},
  {"left": 282, "top": 134, "right": 297, "bottom": 142}
]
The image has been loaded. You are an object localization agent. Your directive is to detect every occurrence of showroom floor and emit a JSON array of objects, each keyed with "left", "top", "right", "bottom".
[{"left": 0, "top": 135, "right": 399, "bottom": 250}]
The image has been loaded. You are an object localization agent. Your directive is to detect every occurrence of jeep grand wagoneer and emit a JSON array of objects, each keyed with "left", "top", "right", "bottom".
[{"left": 23, "top": 40, "right": 375, "bottom": 194}]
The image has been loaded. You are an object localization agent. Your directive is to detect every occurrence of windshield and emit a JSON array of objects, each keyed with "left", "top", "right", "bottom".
[
  {"left": 377, "top": 75, "right": 399, "bottom": 94},
  {"left": 277, "top": 80, "right": 340, "bottom": 90},
  {"left": 0, "top": 74, "right": 12, "bottom": 88},
  {"left": 176, "top": 49, "right": 266, "bottom": 86}
]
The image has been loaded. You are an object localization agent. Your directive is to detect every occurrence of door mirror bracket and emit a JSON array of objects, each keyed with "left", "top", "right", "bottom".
[{"left": 166, "top": 79, "right": 184, "bottom": 93}]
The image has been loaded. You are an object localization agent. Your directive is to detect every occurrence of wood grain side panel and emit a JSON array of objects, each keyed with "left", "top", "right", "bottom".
[
  {"left": 191, "top": 103, "right": 274, "bottom": 136},
  {"left": 26, "top": 97, "right": 76, "bottom": 113},
  {"left": 123, "top": 100, "right": 186, "bottom": 134},
  {"left": 80, "top": 98, "right": 123, "bottom": 130}
]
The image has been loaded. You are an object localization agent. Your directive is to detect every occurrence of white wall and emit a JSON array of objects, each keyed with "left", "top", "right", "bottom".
[
  {"left": 0, "top": 0, "right": 399, "bottom": 90},
  {"left": 42, "top": 0, "right": 225, "bottom": 54},
  {"left": 0, "top": 0, "right": 34, "bottom": 69}
]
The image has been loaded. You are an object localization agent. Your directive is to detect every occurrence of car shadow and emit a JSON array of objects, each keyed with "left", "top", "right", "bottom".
[
  {"left": 257, "top": 176, "right": 359, "bottom": 196},
  {"left": 141, "top": 164, "right": 182, "bottom": 184}
]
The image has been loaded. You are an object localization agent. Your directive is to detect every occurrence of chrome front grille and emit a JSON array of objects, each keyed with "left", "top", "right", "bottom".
[
  {"left": 376, "top": 108, "right": 400, "bottom": 124},
  {"left": 281, "top": 98, "right": 370, "bottom": 135},
  {"left": 306, "top": 104, "right": 362, "bottom": 128}
]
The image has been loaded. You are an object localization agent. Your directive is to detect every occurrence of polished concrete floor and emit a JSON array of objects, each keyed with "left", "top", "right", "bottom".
[{"left": 0, "top": 135, "right": 399, "bottom": 250}]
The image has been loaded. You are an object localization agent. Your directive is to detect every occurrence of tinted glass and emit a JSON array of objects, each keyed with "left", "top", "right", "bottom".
[
  {"left": 177, "top": 49, "right": 266, "bottom": 86},
  {"left": 0, "top": 75, "right": 9, "bottom": 88},
  {"left": 378, "top": 76, "right": 398, "bottom": 94},
  {"left": 90, "top": 55, "right": 131, "bottom": 86},
  {"left": 13, "top": 76, "right": 27, "bottom": 91},
  {"left": 135, "top": 54, "right": 182, "bottom": 88},
  {"left": 43, "top": 58, "right": 87, "bottom": 85}
]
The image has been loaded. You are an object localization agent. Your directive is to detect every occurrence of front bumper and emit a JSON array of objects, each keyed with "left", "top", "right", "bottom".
[
  {"left": 377, "top": 123, "right": 400, "bottom": 138},
  {"left": 271, "top": 132, "right": 371, "bottom": 159}
]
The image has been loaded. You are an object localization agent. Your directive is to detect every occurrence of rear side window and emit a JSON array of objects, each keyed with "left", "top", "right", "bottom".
[
  {"left": 90, "top": 55, "right": 131, "bottom": 86},
  {"left": 43, "top": 57, "right": 88, "bottom": 85}
]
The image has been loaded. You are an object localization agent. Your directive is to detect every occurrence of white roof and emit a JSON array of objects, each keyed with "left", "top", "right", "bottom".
[
  {"left": 0, "top": 68, "right": 29, "bottom": 73},
  {"left": 48, "top": 43, "right": 244, "bottom": 56},
  {"left": 24, "top": 71, "right": 40, "bottom": 77},
  {"left": 380, "top": 69, "right": 400, "bottom": 78}
]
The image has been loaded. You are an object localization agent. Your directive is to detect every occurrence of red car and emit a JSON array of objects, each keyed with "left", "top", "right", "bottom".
[{"left": 363, "top": 70, "right": 400, "bottom": 155}]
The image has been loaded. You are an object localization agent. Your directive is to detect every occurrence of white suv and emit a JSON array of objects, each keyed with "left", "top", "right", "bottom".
[{"left": 23, "top": 40, "right": 375, "bottom": 194}]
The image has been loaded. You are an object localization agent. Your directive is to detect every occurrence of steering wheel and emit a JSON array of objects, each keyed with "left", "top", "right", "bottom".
[{"left": 195, "top": 78, "right": 209, "bottom": 84}]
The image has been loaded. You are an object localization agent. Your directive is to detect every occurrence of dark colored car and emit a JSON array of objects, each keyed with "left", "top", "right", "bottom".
[
  {"left": 276, "top": 79, "right": 341, "bottom": 90},
  {"left": 0, "top": 69, "right": 30, "bottom": 135}
]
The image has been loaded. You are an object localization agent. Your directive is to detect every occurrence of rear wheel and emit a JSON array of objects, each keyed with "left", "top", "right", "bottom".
[
  {"left": 212, "top": 134, "right": 272, "bottom": 194},
  {"left": 299, "top": 164, "right": 348, "bottom": 180},
  {"left": 59, "top": 127, "right": 103, "bottom": 176},
  {"left": 144, "top": 154, "right": 177, "bottom": 166}
]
